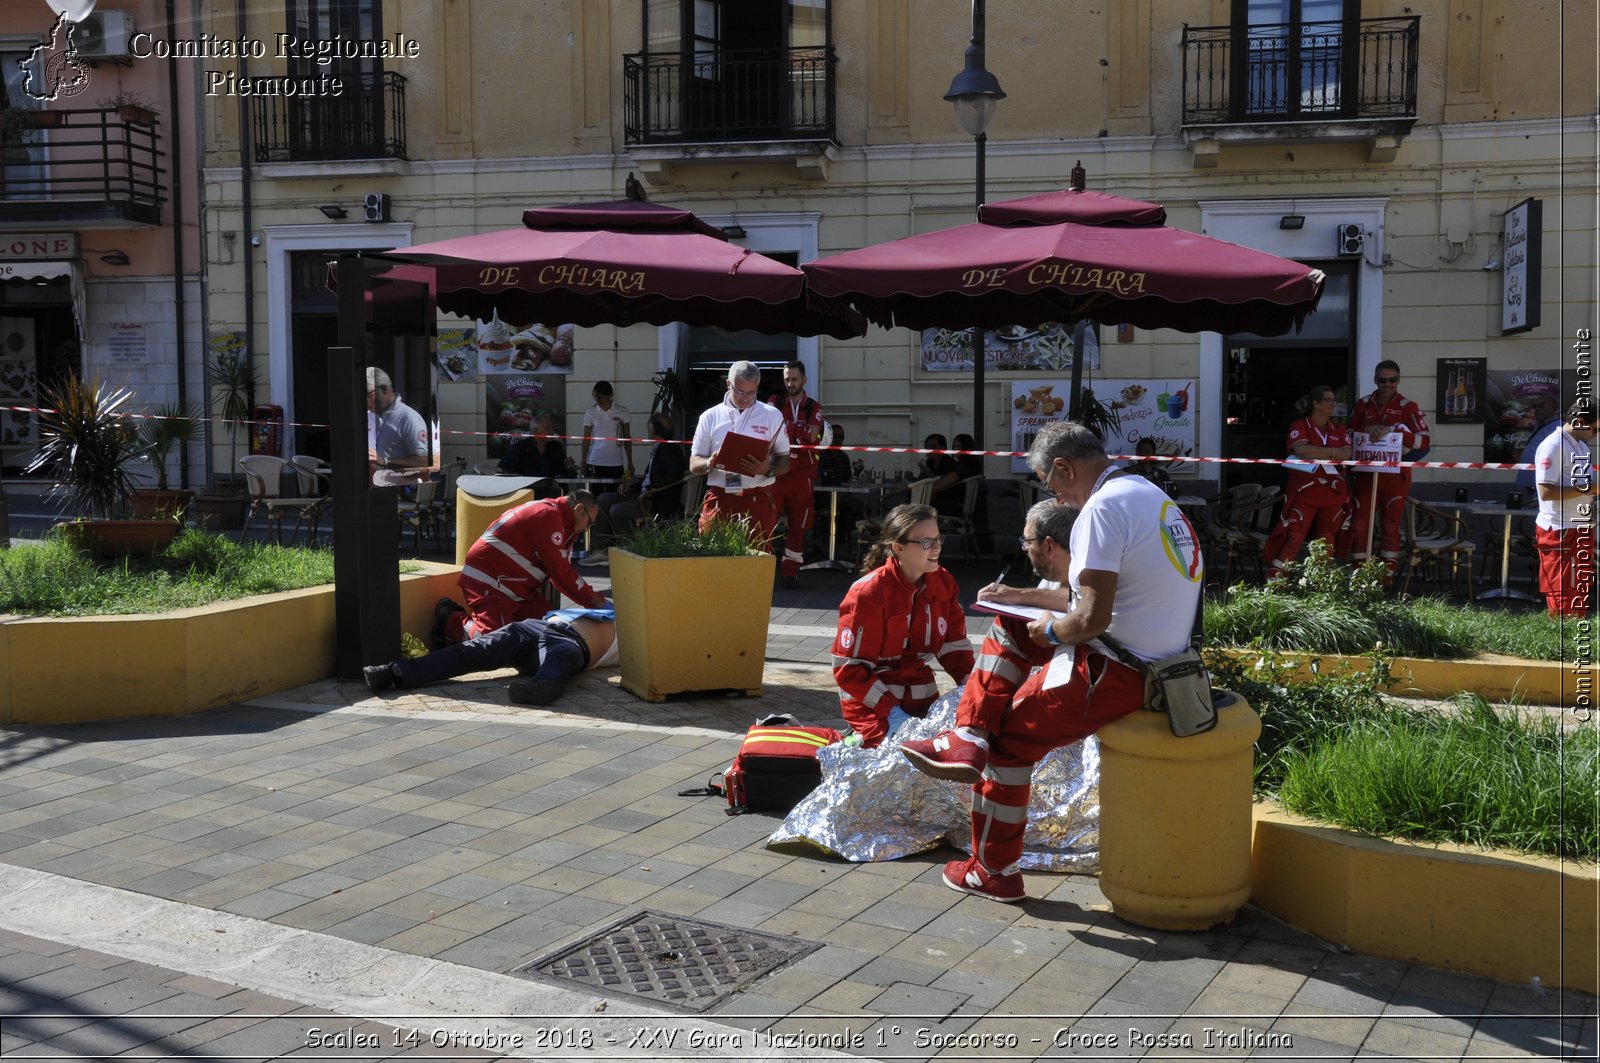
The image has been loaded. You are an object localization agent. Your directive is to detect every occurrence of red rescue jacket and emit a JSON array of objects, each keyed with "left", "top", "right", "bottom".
[{"left": 459, "top": 497, "right": 608, "bottom": 616}]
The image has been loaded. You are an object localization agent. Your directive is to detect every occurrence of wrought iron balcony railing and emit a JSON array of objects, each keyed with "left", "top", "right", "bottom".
[
  {"left": 624, "top": 45, "right": 836, "bottom": 145},
  {"left": 1182, "top": 16, "right": 1419, "bottom": 125},
  {"left": 0, "top": 108, "right": 165, "bottom": 226},
  {"left": 252, "top": 70, "right": 407, "bottom": 163}
]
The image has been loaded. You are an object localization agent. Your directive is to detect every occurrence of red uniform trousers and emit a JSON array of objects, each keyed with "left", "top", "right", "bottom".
[
  {"left": 955, "top": 631, "right": 1144, "bottom": 878},
  {"left": 769, "top": 468, "right": 817, "bottom": 577},
  {"left": 1263, "top": 478, "right": 1351, "bottom": 571},
  {"left": 456, "top": 585, "right": 552, "bottom": 642},
  {"left": 1349, "top": 469, "right": 1411, "bottom": 568},
  {"left": 1535, "top": 524, "right": 1596, "bottom": 617},
  {"left": 699, "top": 484, "right": 778, "bottom": 547}
]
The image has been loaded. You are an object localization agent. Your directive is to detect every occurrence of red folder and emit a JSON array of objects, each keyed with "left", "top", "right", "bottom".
[{"left": 712, "top": 431, "right": 772, "bottom": 473}]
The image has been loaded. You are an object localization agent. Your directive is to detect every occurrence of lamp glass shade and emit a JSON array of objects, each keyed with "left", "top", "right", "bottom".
[{"left": 951, "top": 94, "right": 998, "bottom": 137}]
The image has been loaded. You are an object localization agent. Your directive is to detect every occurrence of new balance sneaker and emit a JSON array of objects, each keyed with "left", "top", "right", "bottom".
[
  {"left": 508, "top": 677, "right": 563, "bottom": 706},
  {"left": 430, "top": 597, "right": 465, "bottom": 648},
  {"left": 942, "top": 857, "right": 1025, "bottom": 904},
  {"left": 362, "top": 663, "right": 402, "bottom": 693},
  {"left": 900, "top": 729, "right": 989, "bottom": 784}
]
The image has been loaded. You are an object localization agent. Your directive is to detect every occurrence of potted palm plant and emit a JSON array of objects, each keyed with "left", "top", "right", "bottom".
[
  {"left": 130, "top": 401, "right": 202, "bottom": 519},
  {"left": 27, "top": 373, "right": 181, "bottom": 557},
  {"left": 608, "top": 516, "right": 775, "bottom": 701},
  {"left": 193, "top": 346, "right": 254, "bottom": 530}
]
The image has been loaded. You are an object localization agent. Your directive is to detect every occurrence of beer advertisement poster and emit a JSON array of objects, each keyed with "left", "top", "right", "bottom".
[{"left": 1435, "top": 357, "right": 1486, "bottom": 425}]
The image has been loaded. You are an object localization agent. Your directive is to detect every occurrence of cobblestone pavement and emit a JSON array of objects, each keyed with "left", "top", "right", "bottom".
[{"left": 1, "top": 561, "right": 1594, "bottom": 1061}]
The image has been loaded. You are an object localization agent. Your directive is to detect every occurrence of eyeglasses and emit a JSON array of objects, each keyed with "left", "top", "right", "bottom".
[
  {"left": 730, "top": 386, "right": 757, "bottom": 399},
  {"left": 900, "top": 535, "right": 944, "bottom": 550},
  {"left": 1018, "top": 535, "right": 1046, "bottom": 548},
  {"left": 1376, "top": 377, "right": 1400, "bottom": 384}
]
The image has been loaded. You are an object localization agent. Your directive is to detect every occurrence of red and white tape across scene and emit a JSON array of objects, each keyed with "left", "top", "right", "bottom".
[{"left": 0, "top": 404, "right": 1536, "bottom": 472}]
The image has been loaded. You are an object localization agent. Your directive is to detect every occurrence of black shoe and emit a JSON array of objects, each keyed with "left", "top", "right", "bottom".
[
  {"left": 363, "top": 663, "right": 401, "bottom": 693},
  {"left": 508, "top": 677, "right": 563, "bottom": 706},
  {"left": 430, "top": 597, "right": 465, "bottom": 648},
  {"left": 780, "top": 575, "right": 800, "bottom": 590}
]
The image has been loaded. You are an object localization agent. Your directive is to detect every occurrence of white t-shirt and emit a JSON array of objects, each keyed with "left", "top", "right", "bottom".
[
  {"left": 1534, "top": 425, "right": 1594, "bottom": 531},
  {"left": 582, "top": 402, "right": 631, "bottom": 468},
  {"left": 691, "top": 397, "right": 790, "bottom": 491},
  {"left": 1069, "top": 474, "right": 1204, "bottom": 663}
]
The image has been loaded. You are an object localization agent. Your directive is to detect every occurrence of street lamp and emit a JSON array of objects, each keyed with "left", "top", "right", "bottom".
[{"left": 945, "top": 0, "right": 1005, "bottom": 451}]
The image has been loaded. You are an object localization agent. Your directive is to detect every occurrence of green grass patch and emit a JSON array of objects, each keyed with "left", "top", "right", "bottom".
[
  {"left": 1209, "top": 649, "right": 1596, "bottom": 860},
  {"left": 1276, "top": 695, "right": 1597, "bottom": 859},
  {"left": 1205, "top": 540, "right": 1567, "bottom": 661},
  {"left": 0, "top": 529, "right": 337, "bottom": 616}
]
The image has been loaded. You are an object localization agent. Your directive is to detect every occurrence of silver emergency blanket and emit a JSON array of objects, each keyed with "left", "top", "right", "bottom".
[{"left": 766, "top": 689, "right": 1101, "bottom": 872}]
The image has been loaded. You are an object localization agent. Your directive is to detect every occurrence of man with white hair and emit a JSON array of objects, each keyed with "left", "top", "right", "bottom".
[
  {"left": 366, "top": 366, "right": 431, "bottom": 474},
  {"left": 688, "top": 360, "right": 791, "bottom": 543}
]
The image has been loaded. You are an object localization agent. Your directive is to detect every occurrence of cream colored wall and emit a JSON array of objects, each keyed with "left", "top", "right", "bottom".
[{"left": 197, "top": 0, "right": 1598, "bottom": 479}]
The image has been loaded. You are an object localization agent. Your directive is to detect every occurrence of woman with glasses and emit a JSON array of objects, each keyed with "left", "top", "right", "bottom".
[
  {"left": 1262, "top": 384, "right": 1354, "bottom": 576},
  {"left": 831, "top": 504, "right": 974, "bottom": 748}
]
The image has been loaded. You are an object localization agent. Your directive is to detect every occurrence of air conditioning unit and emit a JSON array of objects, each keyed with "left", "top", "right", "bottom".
[
  {"left": 76, "top": 9, "right": 135, "bottom": 59},
  {"left": 1335, "top": 222, "right": 1365, "bottom": 257},
  {"left": 363, "top": 192, "right": 390, "bottom": 222}
]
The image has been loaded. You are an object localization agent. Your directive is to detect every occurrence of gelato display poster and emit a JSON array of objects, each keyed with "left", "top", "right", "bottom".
[
  {"left": 1483, "top": 368, "right": 1576, "bottom": 463},
  {"left": 1008, "top": 378, "right": 1196, "bottom": 474},
  {"left": 475, "top": 311, "right": 576, "bottom": 375},
  {"left": 921, "top": 321, "right": 1100, "bottom": 373},
  {"left": 485, "top": 372, "right": 566, "bottom": 461}
]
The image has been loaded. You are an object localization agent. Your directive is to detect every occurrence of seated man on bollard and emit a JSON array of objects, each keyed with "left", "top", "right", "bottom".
[
  {"left": 901, "top": 421, "right": 1204, "bottom": 903},
  {"left": 435, "top": 491, "right": 610, "bottom": 646},
  {"left": 365, "top": 608, "right": 618, "bottom": 706}
]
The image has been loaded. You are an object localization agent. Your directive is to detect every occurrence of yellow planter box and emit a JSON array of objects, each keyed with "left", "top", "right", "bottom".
[
  {"left": 609, "top": 547, "right": 775, "bottom": 701},
  {"left": 1212, "top": 647, "right": 1583, "bottom": 707},
  {"left": 0, "top": 562, "right": 461, "bottom": 725},
  {"left": 1253, "top": 804, "right": 1598, "bottom": 993}
]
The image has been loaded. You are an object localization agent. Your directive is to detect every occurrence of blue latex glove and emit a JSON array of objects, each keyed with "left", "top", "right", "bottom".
[{"left": 885, "top": 705, "right": 912, "bottom": 737}]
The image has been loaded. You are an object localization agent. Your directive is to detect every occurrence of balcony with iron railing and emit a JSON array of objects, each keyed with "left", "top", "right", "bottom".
[
  {"left": 251, "top": 70, "right": 407, "bottom": 164},
  {"left": 1180, "top": 15, "right": 1419, "bottom": 165},
  {"left": 623, "top": 45, "right": 837, "bottom": 181},
  {"left": 0, "top": 108, "right": 165, "bottom": 228}
]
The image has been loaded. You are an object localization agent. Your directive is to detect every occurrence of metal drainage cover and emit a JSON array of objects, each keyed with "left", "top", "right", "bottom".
[{"left": 513, "top": 910, "right": 821, "bottom": 1014}]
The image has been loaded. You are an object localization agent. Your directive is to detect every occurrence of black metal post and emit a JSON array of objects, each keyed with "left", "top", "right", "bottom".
[
  {"left": 331, "top": 256, "right": 400, "bottom": 678},
  {"left": 971, "top": 129, "right": 987, "bottom": 451}
]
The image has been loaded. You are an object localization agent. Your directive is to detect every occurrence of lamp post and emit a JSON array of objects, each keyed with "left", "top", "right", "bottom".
[{"left": 945, "top": 0, "right": 1005, "bottom": 451}]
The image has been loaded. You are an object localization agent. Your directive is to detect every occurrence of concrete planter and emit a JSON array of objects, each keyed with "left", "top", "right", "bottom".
[
  {"left": 0, "top": 562, "right": 460, "bottom": 724},
  {"left": 609, "top": 547, "right": 775, "bottom": 701},
  {"left": 1252, "top": 804, "right": 1598, "bottom": 994}
]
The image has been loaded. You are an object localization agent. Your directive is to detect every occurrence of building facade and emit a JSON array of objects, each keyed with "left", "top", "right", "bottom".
[
  {"left": 0, "top": 0, "right": 204, "bottom": 488},
  {"left": 187, "top": 0, "right": 1595, "bottom": 489}
]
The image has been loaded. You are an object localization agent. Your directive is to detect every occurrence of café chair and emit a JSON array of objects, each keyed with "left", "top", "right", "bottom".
[
  {"left": 1400, "top": 498, "right": 1476, "bottom": 596},
  {"left": 239, "top": 455, "right": 326, "bottom": 546},
  {"left": 396, "top": 478, "right": 440, "bottom": 551},
  {"left": 936, "top": 474, "right": 987, "bottom": 561}
]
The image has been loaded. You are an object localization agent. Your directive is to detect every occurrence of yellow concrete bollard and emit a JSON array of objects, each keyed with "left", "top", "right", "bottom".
[
  {"left": 1097, "top": 691, "right": 1262, "bottom": 931},
  {"left": 454, "top": 488, "right": 534, "bottom": 566}
]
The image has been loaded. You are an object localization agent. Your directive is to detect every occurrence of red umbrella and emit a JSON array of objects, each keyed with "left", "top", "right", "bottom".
[
  {"left": 367, "top": 200, "right": 864, "bottom": 339},
  {"left": 803, "top": 190, "right": 1323, "bottom": 337}
]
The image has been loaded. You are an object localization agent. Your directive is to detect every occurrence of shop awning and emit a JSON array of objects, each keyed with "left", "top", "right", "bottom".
[{"left": 0, "top": 261, "right": 86, "bottom": 338}]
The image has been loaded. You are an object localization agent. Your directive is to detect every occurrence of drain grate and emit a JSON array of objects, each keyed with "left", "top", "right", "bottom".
[{"left": 513, "top": 909, "right": 821, "bottom": 1013}]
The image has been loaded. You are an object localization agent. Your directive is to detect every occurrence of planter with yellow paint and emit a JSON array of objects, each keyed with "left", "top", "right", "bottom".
[
  {"left": 609, "top": 547, "right": 775, "bottom": 701},
  {"left": 1212, "top": 647, "right": 1580, "bottom": 707},
  {"left": 1252, "top": 804, "right": 1598, "bottom": 993},
  {"left": 0, "top": 562, "right": 460, "bottom": 725}
]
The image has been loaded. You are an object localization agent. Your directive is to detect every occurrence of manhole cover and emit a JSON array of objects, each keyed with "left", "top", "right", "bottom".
[{"left": 513, "top": 910, "right": 821, "bottom": 1014}]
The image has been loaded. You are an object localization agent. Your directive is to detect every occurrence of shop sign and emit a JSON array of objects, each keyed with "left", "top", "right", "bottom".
[
  {"left": 0, "top": 234, "right": 78, "bottom": 261},
  {"left": 1501, "top": 198, "right": 1541, "bottom": 335}
]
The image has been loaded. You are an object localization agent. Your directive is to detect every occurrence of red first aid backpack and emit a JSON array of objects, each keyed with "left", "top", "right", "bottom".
[{"left": 684, "top": 714, "right": 843, "bottom": 815}]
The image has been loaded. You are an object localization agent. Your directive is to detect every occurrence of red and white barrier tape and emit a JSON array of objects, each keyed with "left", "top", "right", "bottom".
[{"left": 1, "top": 404, "right": 1536, "bottom": 472}]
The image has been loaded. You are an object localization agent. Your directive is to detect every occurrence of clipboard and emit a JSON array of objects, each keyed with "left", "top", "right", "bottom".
[{"left": 711, "top": 431, "right": 772, "bottom": 473}]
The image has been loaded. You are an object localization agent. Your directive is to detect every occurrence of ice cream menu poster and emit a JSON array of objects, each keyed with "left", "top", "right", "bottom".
[{"left": 1009, "top": 378, "right": 1197, "bottom": 474}]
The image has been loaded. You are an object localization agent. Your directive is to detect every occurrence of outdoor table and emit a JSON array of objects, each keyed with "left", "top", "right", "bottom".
[
  {"left": 803, "top": 481, "right": 909, "bottom": 572},
  {"left": 1446, "top": 500, "right": 1540, "bottom": 603}
]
